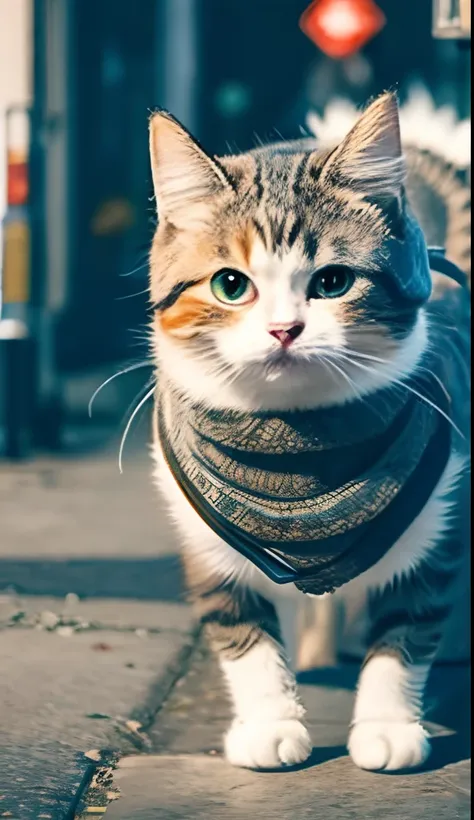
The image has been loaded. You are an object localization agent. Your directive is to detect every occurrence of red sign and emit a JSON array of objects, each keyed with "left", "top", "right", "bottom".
[
  {"left": 7, "top": 151, "right": 29, "bottom": 207},
  {"left": 300, "top": 0, "right": 386, "bottom": 59}
]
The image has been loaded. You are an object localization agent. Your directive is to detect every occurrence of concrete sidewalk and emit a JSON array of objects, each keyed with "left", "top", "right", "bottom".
[
  {"left": 0, "top": 598, "right": 196, "bottom": 819},
  {"left": 0, "top": 430, "right": 197, "bottom": 819},
  {"left": 101, "top": 753, "right": 471, "bottom": 820}
]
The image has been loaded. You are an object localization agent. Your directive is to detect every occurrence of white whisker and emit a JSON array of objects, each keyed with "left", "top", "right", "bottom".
[
  {"left": 117, "top": 287, "right": 150, "bottom": 301},
  {"left": 334, "top": 351, "right": 464, "bottom": 438},
  {"left": 88, "top": 361, "right": 153, "bottom": 418},
  {"left": 342, "top": 348, "right": 454, "bottom": 403},
  {"left": 319, "top": 355, "right": 364, "bottom": 401},
  {"left": 322, "top": 353, "right": 393, "bottom": 423},
  {"left": 119, "top": 384, "right": 156, "bottom": 474},
  {"left": 120, "top": 260, "right": 149, "bottom": 277}
]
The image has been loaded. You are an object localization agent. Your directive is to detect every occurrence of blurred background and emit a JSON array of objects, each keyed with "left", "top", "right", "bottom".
[{"left": 0, "top": 0, "right": 471, "bottom": 459}]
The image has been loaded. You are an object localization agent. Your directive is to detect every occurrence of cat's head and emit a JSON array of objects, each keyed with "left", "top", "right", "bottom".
[{"left": 149, "top": 93, "right": 429, "bottom": 411}]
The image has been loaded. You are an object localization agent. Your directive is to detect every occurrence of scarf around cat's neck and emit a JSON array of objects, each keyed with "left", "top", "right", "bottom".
[{"left": 157, "top": 255, "right": 467, "bottom": 596}]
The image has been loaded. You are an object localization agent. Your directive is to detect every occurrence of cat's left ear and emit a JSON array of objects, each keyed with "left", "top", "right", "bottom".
[
  {"left": 321, "top": 92, "right": 405, "bottom": 208},
  {"left": 149, "top": 110, "right": 234, "bottom": 228}
]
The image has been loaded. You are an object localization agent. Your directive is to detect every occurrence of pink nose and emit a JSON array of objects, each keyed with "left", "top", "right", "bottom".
[{"left": 268, "top": 323, "right": 305, "bottom": 347}]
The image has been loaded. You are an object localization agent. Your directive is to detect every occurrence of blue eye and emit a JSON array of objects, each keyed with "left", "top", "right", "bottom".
[
  {"left": 211, "top": 269, "right": 257, "bottom": 305},
  {"left": 308, "top": 266, "right": 355, "bottom": 299}
]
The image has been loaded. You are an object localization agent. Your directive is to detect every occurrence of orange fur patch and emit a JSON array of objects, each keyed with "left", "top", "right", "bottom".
[
  {"left": 159, "top": 289, "right": 236, "bottom": 338},
  {"left": 230, "top": 222, "right": 261, "bottom": 270}
]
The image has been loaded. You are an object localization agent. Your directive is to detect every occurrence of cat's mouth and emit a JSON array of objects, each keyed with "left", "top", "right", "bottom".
[
  {"left": 263, "top": 347, "right": 309, "bottom": 380},
  {"left": 267, "top": 345, "right": 307, "bottom": 363}
]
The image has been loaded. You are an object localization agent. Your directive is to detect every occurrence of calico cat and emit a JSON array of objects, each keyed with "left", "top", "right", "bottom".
[{"left": 149, "top": 92, "right": 470, "bottom": 772}]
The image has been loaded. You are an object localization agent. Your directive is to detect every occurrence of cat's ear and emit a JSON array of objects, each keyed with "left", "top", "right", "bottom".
[
  {"left": 149, "top": 111, "right": 233, "bottom": 227},
  {"left": 322, "top": 92, "right": 405, "bottom": 207}
]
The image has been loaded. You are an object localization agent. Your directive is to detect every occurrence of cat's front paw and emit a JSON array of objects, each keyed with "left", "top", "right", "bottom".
[
  {"left": 348, "top": 721, "right": 431, "bottom": 771},
  {"left": 224, "top": 718, "right": 312, "bottom": 769}
]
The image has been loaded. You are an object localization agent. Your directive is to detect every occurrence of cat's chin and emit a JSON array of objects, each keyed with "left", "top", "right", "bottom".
[{"left": 261, "top": 349, "right": 316, "bottom": 383}]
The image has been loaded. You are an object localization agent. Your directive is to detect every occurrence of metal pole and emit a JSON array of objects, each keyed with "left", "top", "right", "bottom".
[
  {"left": 159, "top": 0, "right": 199, "bottom": 133},
  {"left": 32, "top": 0, "right": 71, "bottom": 450}
]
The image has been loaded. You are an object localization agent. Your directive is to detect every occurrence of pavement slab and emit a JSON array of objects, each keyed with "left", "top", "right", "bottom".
[
  {"left": 0, "top": 617, "right": 196, "bottom": 819},
  {"left": 0, "top": 444, "right": 177, "bottom": 561},
  {"left": 102, "top": 754, "right": 471, "bottom": 820},
  {"left": 0, "top": 441, "right": 197, "bottom": 819}
]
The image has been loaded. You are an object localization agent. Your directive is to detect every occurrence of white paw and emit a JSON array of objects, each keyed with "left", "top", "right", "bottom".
[
  {"left": 224, "top": 718, "right": 312, "bottom": 770},
  {"left": 348, "top": 721, "right": 431, "bottom": 771}
]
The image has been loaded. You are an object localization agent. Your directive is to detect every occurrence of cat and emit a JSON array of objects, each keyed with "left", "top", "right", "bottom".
[{"left": 149, "top": 92, "right": 470, "bottom": 772}]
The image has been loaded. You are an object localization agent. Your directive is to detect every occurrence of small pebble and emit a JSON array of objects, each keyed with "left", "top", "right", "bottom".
[
  {"left": 56, "top": 626, "right": 75, "bottom": 638},
  {"left": 84, "top": 749, "right": 101, "bottom": 761},
  {"left": 125, "top": 719, "right": 142, "bottom": 733},
  {"left": 39, "top": 611, "right": 60, "bottom": 630},
  {"left": 91, "top": 642, "right": 112, "bottom": 652}
]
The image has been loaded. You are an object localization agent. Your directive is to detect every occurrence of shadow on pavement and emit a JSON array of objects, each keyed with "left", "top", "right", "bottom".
[
  {"left": 0, "top": 554, "right": 185, "bottom": 601},
  {"left": 298, "top": 663, "right": 359, "bottom": 690},
  {"left": 256, "top": 745, "right": 349, "bottom": 775},
  {"left": 422, "top": 731, "right": 471, "bottom": 773}
]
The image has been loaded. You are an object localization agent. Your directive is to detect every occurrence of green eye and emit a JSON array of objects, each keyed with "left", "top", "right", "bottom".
[
  {"left": 308, "top": 266, "right": 355, "bottom": 300},
  {"left": 210, "top": 269, "right": 256, "bottom": 305}
]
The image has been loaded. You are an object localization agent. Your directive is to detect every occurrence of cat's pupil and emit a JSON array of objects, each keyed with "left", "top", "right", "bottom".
[
  {"left": 308, "top": 266, "right": 354, "bottom": 299},
  {"left": 322, "top": 271, "right": 344, "bottom": 292},
  {"left": 224, "top": 273, "right": 240, "bottom": 295}
]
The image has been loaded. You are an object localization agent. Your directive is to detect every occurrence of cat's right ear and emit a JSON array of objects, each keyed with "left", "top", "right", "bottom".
[
  {"left": 149, "top": 111, "right": 233, "bottom": 227},
  {"left": 321, "top": 92, "right": 405, "bottom": 210}
]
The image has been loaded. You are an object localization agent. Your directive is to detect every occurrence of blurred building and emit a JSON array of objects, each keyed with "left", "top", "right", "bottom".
[{"left": 0, "top": 0, "right": 471, "bottom": 456}]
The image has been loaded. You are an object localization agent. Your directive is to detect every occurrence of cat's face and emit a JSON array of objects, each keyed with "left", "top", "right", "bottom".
[{"left": 149, "top": 94, "right": 427, "bottom": 411}]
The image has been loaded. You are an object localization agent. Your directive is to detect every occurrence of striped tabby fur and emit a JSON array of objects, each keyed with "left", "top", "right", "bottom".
[{"left": 149, "top": 92, "right": 470, "bottom": 772}]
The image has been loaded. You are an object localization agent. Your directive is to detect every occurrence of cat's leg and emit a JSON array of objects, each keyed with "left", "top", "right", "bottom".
[
  {"left": 184, "top": 553, "right": 312, "bottom": 769},
  {"left": 348, "top": 644, "right": 432, "bottom": 771},
  {"left": 348, "top": 552, "right": 462, "bottom": 771}
]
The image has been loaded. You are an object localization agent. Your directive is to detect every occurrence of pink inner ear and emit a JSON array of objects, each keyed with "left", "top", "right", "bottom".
[{"left": 149, "top": 111, "right": 232, "bottom": 221}]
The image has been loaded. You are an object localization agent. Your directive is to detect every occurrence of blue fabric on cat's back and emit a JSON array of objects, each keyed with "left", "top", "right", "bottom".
[{"left": 385, "top": 211, "right": 433, "bottom": 304}]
